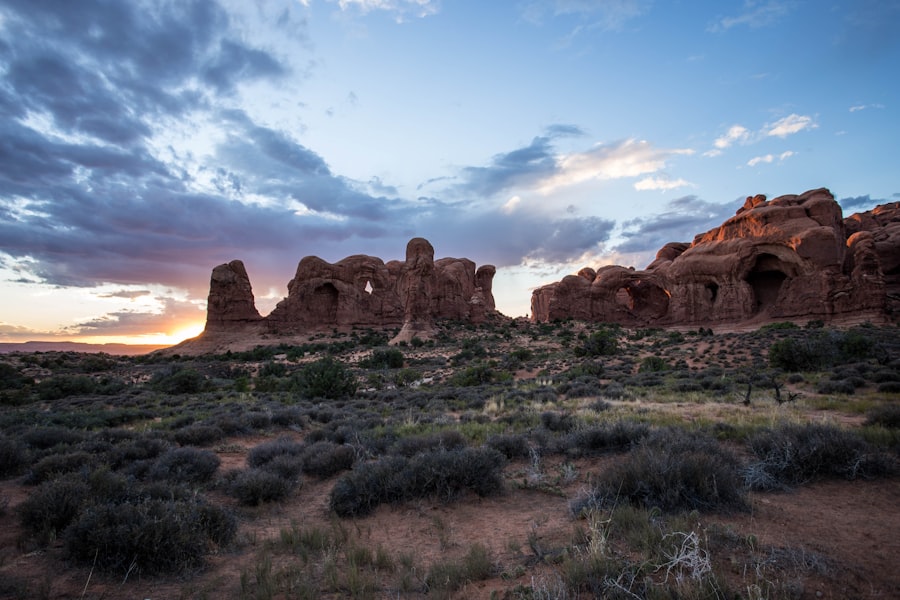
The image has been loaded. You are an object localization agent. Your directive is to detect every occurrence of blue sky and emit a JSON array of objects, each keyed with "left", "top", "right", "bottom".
[{"left": 1, "top": 0, "right": 898, "bottom": 343}]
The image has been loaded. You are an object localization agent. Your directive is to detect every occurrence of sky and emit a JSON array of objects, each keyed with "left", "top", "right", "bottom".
[{"left": 1, "top": 0, "right": 898, "bottom": 345}]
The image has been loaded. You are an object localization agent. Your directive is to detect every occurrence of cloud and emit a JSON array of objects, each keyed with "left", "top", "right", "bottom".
[
  {"left": 766, "top": 113, "right": 817, "bottom": 137},
  {"left": 839, "top": 194, "right": 886, "bottom": 212},
  {"left": 747, "top": 150, "right": 794, "bottom": 166},
  {"left": 634, "top": 176, "right": 692, "bottom": 191},
  {"left": 849, "top": 103, "right": 885, "bottom": 112},
  {"left": 706, "top": 115, "right": 814, "bottom": 156},
  {"left": 537, "top": 139, "right": 693, "bottom": 194},
  {"left": 614, "top": 195, "right": 737, "bottom": 255},
  {"left": 331, "top": 0, "right": 440, "bottom": 19},
  {"left": 98, "top": 290, "right": 153, "bottom": 300},
  {"left": 69, "top": 298, "right": 205, "bottom": 337},
  {"left": 521, "top": 0, "right": 650, "bottom": 30},
  {"left": 708, "top": 1, "right": 793, "bottom": 33},
  {"left": 713, "top": 125, "right": 750, "bottom": 150}
]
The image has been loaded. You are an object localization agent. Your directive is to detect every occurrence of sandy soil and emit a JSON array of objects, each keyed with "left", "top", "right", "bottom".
[{"left": 1, "top": 446, "right": 897, "bottom": 600}]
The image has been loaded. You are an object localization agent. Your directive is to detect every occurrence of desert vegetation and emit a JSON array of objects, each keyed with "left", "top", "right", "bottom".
[{"left": 0, "top": 319, "right": 898, "bottom": 598}]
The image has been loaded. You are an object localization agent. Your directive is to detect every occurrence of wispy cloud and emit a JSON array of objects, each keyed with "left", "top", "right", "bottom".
[
  {"left": 708, "top": 1, "right": 793, "bottom": 33},
  {"left": 714, "top": 125, "right": 751, "bottom": 149},
  {"left": 332, "top": 0, "right": 440, "bottom": 19},
  {"left": 615, "top": 195, "right": 737, "bottom": 255},
  {"left": 520, "top": 0, "right": 650, "bottom": 32},
  {"left": 633, "top": 176, "right": 692, "bottom": 191},
  {"left": 849, "top": 103, "right": 885, "bottom": 112},
  {"left": 747, "top": 150, "right": 794, "bottom": 167},
  {"left": 766, "top": 113, "right": 817, "bottom": 137},
  {"left": 706, "top": 114, "right": 814, "bottom": 156},
  {"left": 538, "top": 140, "right": 693, "bottom": 194}
]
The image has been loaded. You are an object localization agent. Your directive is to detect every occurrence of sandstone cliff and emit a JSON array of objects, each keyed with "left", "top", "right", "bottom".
[
  {"left": 531, "top": 188, "right": 897, "bottom": 327},
  {"left": 203, "top": 238, "right": 496, "bottom": 344}
]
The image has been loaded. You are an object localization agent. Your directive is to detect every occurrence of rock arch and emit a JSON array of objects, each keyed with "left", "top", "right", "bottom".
[
  {"left": 746, "top": 253, "right": 788, "bottom": 313},
  {"left": 310, "top": 283, "right": 339, "bottom": 322}
]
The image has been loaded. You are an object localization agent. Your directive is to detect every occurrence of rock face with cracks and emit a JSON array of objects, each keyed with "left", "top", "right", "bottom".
[
  {"left": 531, "top": 188, "right": 898, "bottom": 327},
  {"left": 203, "top": 238, "right": 496, "bottom": 343}
]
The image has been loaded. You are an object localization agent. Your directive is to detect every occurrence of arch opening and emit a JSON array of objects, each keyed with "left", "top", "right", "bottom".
[
  {"left": 617, "top": 280, "right": 669, "bottom": 320},
  {"left": 310, "top": 283, "right": 339, "bottom": 322},
  {"left": 746, "top": 253, "right": 788, "bottom": 313}
]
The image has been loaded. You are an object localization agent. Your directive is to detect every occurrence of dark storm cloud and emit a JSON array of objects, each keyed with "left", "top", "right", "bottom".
[
  {"left": 0, "top": 0, "right": 271, "bottom": 147},
  {"left": 203, "top": 40, "right": 287, "bottom": 93},
  {"left": 457, "top": 136, "right": 558, "bottom": 197},
  {"left": 614, "top": 195, "right": 736, "bottom": 254},
  {"left": 839, "top": 194, "right": 884, "bottom": 212}
]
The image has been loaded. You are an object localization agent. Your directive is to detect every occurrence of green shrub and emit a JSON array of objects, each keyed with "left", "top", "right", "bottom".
[
  {"left": 18, "top": 476, "right": 90, "bottom": 543},
  {"left": 153, "top": 368, "right": 206, "bottom": 394},
  {"left": 396, "top": 446, "right": 506, "bottom": 502},
  {"left": 0, "top": 436, "right": 29, "bottom": 477},
  {"left": 574, "top": 429, "right": 747, "bottom": 514},
  {"left": 425, "top": 543, "right": 495, "bottom": 593},
  {"left": 300, "top": 441, "right": 356, "bottom": 478},
  {"left": 65, "top": 498, "right": 236, "bottom": 575},
  {"left": 25, "top": 451, "right": 95, "bottom": 485},
  {"left": 865, "top": 404, "right": 900, "bottom": 428},
  {"left": 36, "top": 375, "right": 97, "bottom": 400},
  {"left": 330, "top": 456, "right": 408, "bottom": 517},
  {"left": 554, "top": 421, "right": 651, "bottom": 457},
  {"left": 639, "top": 356, "right": 669, "bottom": 373},
  {"left": 744, "top": 423, "right": 895, "bottom": 490},
  {"left": 247, "top": 437, "right": 305, "bottom": 468},
  {"left": 391, "top": 430, "right": 466, "bottom": 457},
  {"left": 271, "top": 406, "right": 306, "bottom": 428},
  {"left": 292, "top": 357, "right": 358, "bottom": 399},
  {"left": 173, "top": 424, "right": 225, "bottom": 447},
  {"left": 148, "top": 447, "right": 220, "bottom": 484},
  {"left": 575, "top": 329, "right": 619, "bottom": 357},
  {"left": 330, "top": 447, "right": 506, "bottom": 517},
  {"left": 22, "top": 426, "right": 86, "bottom": 450},
  {"left": 450, "top": 363, "right": 503, "bottom": 386},
  {"left": 485, "top": 433, "right": 530, "bottom": 459},
  {"left": 815, "top": 379, "right": 856, "bottom": 395},
  {"left": 541, "top": 411, "right": 576, "bottom": 433},
  {"left": 0, "top": 362, "right": 32, "bottom": 389},
  {"left": 877, "top": 381, "right": 900, "bottom": 393},
  {"left": 361, "top": 347, "right": 405, "bottom": 369},
  {"left": 226, "top": 469, "right": 295, "bottom": 506}
]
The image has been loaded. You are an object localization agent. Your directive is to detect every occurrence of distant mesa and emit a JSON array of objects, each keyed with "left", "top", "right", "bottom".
[
  {"left": 531, "top": 188, "right": 900, "bottom": 328},
  {"left": 203, "top": 237, "right": 497, "bottom": 345}
]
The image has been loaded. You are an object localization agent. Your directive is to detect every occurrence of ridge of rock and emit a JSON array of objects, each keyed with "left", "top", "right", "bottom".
[
  {"left": 531, "top": 188, "right": 899, "bottom": 327},
  {"left": 201, "top": 238, "right": 496, "bottom": 345}
]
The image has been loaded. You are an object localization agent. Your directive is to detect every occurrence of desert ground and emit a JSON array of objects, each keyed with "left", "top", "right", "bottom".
[{"left": 1, "top": 319, "right": 898, "bottom": 599}]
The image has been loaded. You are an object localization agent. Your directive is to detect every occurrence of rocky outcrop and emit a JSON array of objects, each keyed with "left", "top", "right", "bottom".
[
  {"left": 205, "top": 260, "right": 262, "bottom": 331},
  {"left": 531, "top": 188, "right": 897, "bottom": 327},
  {"left": 844, "top": 202, "right": 900, "bottom": 317},
  {"left": 204, "top": 238, "right": 496, "bottom": 343}
]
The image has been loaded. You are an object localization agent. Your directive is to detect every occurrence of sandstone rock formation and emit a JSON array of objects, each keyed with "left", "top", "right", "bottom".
[
  {"left": 205, "top": 260, "right": 262, "bottom": 331},
  {"left": 204, "top": 238, "right": 496, "bottom": 343},
  {"left": 531, "top": 188, "right": 898, "bottom": 327}
]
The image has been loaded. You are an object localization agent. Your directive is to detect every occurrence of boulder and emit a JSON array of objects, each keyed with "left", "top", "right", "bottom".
[{"left": 532, "top": 188, "right": 896, "bottom": 326}]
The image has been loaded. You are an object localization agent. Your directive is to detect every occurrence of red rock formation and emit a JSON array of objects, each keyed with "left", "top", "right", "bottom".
[
  {"left": 205, "top": 260, "right": 262, "bottom": 331},
  {"left": 532, "top": 188, "right": 896, "bottom": 326},
  {"left": 844, "top": 202, "right": 900, "bottom": 317},
  {"left": 204, "top": 238, "right": 496, "bottom": 341}
]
